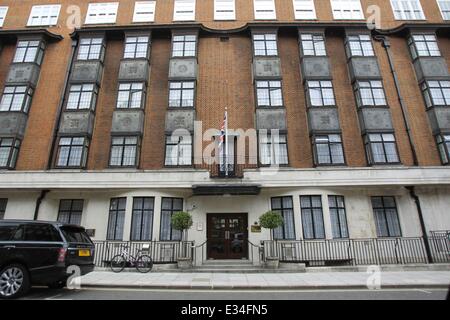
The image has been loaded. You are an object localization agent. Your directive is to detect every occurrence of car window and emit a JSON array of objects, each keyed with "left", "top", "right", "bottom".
[
  {"left": 60, "top": 226, "right": 92, "bottom": 244},
  {"left": 0, "top": 224, "right": 18, "bottom": 241},
  {"left": 20, "top": 224, "right": 63, "bottom": 242}
]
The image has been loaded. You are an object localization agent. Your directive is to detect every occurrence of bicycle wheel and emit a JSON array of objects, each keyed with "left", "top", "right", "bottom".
[
  {"left": 110, "top": 255, "right": 126, "bottom": 273},
  {"left": 136, "top": 255, "right": 153, "bottom": 273}
]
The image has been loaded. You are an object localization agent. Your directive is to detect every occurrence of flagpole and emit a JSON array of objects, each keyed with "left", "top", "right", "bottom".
[{"left": 225, "top": 107, "right": 228, "bottom": 177}]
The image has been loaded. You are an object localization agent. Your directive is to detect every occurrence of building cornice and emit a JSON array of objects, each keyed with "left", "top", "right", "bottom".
[
  {"left": 1, "top": 167, "right": 450, "bottom": 190},
  {"left": 0, "top": 28, "right": 63, "bottom": 43},
  {"left": 69, "top": 22, "right": 450, "bottom": 39}
]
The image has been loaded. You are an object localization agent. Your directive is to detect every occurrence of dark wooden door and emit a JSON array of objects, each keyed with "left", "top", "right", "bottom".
[{"left": 207, "top": 213, "right": 248, "bottom": 259}]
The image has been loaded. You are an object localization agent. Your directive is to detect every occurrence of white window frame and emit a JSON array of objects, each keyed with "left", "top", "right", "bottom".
[
  {"left": 173, "top": 0, "right": 196, "bottom": 21},
  {"left": 27, "top": 5, "right": 61, "bottom": 26},
  {"left": 133, "top": 1, "right": 156, "bottom": 22},
  {"left": 214, "top": 0, "right": 236, "bottom": 20},
  {"left": 390, "top": 0, "right": 425, "bottom": 20},
  {"left": 293, "top": 0, "right": 316, "bottom": 20},
  {"left": 437, "top": 0, "right": 450, "bottom": 20},
  {"left": 85, "top": 2, "right": 119, "bottom": 25},
  {"left": 0, "top": 7, "right": 8, "bottom": 27},
  {"left": 254, "top": 0, "right": 277, "bottom": 20},
  {"left": 330, "top": 0, "right": 364, "bottom": 20}
]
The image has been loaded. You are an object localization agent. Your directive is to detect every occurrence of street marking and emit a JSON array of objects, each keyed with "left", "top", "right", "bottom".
[
  {"left": 45, "top": 293, "right": 64, "bottom": 300},
  {"left": 415, "top": 289, "right": 432, "bottom": 294}
]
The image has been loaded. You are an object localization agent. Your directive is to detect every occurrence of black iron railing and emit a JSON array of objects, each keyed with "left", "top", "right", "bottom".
[
  {"left": 92, "top": 233, "right": 449, "bottom": 268},
  {"left": 93, "top": 241, "right": 194, "bottom": 267},
  {"left": 261, "top": 236, "right": 449, "bottom": 266},
  {"left": 429, "top": 230, "right": 450, "bottom": 263},
  {"left": 195, "top": 156, "right": 259, "bottom": 179}
]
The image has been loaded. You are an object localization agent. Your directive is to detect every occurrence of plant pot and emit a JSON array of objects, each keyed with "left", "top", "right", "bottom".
[
  {"left": 177, "top": 257, "right": 193, "bottom": 270},
  {"left": 265, "top": 257, "right": 280, "bottom": 269}
]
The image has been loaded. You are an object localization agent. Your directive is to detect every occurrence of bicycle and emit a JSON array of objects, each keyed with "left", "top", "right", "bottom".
[{"left": 110, "top": 244, "right": 153, "bottom": 273}]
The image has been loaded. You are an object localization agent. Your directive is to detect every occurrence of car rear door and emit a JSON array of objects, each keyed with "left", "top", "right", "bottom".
[
  {"left": 0, "top": 223, "right": 19, "bottom": 267},
  {"left": 59, "top": 226, "right": 95, "bottom": 267},
  {"left": 12, "top": 223, "right": 64, "bottom": 273}
]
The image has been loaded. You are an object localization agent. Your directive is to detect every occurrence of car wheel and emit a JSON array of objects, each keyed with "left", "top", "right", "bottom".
[
  {"left": 0, "top": 264, "right": 30, "bottom": 299},
  {"left": 47, "top": 280, "right": 67, "bottom": 289}
]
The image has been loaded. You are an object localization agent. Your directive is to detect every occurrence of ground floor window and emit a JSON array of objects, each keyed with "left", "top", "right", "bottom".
[
  {"left": 271, "top": 196, "right": 295, "bottom": 239},
  {"left": 0, "top": 137, "right": 20, "bottom": 169},
  {"left": 371, "top": 196, "right": 402, "bottom": 238},
  {"left": 0, "top": 199, "right": 7, "bottom": 220},
  {"left": 107, "top": 198, "right": 126, "bottom": 240},
  {"left": 160, "top": 198, "right": 183, "bottom": 241},
  {"left": 300, "top": 195, "right": 325, "bottom": 239},
  {"left": 57, "top": 199, "right": 83, "bottom": 225},
  {"left": 131, "top": 197, "right": 154, "bottom": 241},
  {"left": 328, "top": 195, "right": 349, "bottom": 238}
]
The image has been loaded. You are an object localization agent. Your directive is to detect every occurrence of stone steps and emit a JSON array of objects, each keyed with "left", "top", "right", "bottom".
[
  {"left": 194, "top": 259, "right": 263, "bottom": 273},
  {"left": 191, "top": 259, "right": 306, "bottom": 273}
]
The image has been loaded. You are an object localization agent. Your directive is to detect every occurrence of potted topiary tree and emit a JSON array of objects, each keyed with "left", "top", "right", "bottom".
[
  {"left": 259, "top": 211, "right": 284, "bottom": 269},
  {"left": 171, "top": 211, "right": 194, "bottom": 269}
]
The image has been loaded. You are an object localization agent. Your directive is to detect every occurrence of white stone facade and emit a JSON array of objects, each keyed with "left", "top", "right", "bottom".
[{"left": 1, "top": 167, "right": 449, "bottom": 246}]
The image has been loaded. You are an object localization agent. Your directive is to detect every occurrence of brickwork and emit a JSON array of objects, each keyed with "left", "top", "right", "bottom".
[{"left": 0, "top": 0, "right": 448, "bottom": 170}]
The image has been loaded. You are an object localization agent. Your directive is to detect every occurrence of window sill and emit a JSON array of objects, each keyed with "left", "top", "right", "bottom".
[
  {"left": 108, "top": 166, "right": 139, "bottom": 169},
  {"left": 120, "top": 57, "right": 150, "bottom": 62},
  {"left": 0, "top": 110, "right": 29, "bottom": 115},
  {"left": 358, "top": 105, "right": 390, "bottom": 109},
  {"left": 164, "top": 165, "right": 194, "bottom": 168},
  {"left": 307, "top": 105, "right": 338, "bottom": 109},
  {"left": 167, "top": 107, "right": 195, "bottom": 110},
  {"left": 368, "top": 162, "right": 403, "bottom": 167},
  {"left": 52, "top": 166, "right": 86, "bottom": 170},
  {"left": 256, "top": 105, "right": 285, "bottom": 109},
  {"left": 259, "top": 164, "right": 290, "bottom": 168},
  {"left": 63, "top": 108, "right": 95, "bottom": 113},
  {"left": 314, "top": 163, "right": 347, "bottom": 168}
]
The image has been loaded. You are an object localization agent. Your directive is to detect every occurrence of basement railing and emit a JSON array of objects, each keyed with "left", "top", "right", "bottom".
[
  {"left": 262, "top": 234, "right": 450, "bottom": 266},
  {"left": 92, "top": 232, "right": 449, "bottom": 268},
  {"left": 92, "top": 241, "right": 195, "bottom": 267}
]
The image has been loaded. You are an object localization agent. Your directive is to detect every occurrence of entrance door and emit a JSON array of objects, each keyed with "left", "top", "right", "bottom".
[{"left": 207, "top": 213, "right": 248, "bottom": 259}]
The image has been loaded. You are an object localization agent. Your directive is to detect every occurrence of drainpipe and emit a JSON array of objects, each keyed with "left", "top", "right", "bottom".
[
  {"left": 373, "top": 35, "right": 419, "bottom": 166},
  {"left": 33, "top": 190, "right": 50, "bottom": 220},
  {"left": 47, "top": 39, "right": 78, "bottom": 169},
  {"left": 406, "top": 186, "right": 433, "bottom": 263}
]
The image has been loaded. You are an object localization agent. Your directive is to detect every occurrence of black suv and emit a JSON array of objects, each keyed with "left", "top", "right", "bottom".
[{"left": 0, "top": 220, "right": 95, "bottom": 299}]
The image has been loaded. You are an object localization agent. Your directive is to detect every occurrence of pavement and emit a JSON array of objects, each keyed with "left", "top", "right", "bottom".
[
  {"left": 21, "top": 287, "right": 450, "bottom": 300},
  {"left": 79, "top": 270, "right": 450, "bottom": 290}
]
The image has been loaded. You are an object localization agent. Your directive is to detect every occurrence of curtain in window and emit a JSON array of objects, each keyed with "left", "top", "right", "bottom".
[
  {"left": 300, "top": 196, "right": 325, "bottom": 239},
  {"left": 374, "top": 209, "right": 389, "bottom": 237},
  {"left": 131, "top": 198, "right": 154, "bottom": 241},
  {"left": 107, "top": 198, "right": 126, "bottom": 240},
  {"left": 271, "top": 197, "right": 295, "bottom": 240},
  {"left": 385, "top": 209, "right": 401, "bottom": 237},
  {"left": 282, "top": 197, "right": 295, "bottom": 239},
  {"left": 160, "top": 198, "right": 183, "bottom": 241}
]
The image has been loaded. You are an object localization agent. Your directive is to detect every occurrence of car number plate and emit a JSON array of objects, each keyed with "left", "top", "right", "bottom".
[{"left": 79, "top": 249, "right": 91, "bottom": 257}]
